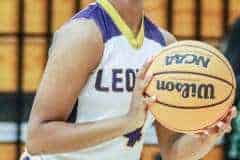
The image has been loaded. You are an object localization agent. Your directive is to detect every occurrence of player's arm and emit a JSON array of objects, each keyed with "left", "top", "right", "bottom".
[
  {"left": 155, "top": 107, "right": 236, "bottom": 160},
  {"left": 26, "top": 19, "right": 153, "bottom": 155}
]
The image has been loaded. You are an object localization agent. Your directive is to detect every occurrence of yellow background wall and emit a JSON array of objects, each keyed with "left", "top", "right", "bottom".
[{"left": 0, "top": 0, "right": 239, "bottom": 160}]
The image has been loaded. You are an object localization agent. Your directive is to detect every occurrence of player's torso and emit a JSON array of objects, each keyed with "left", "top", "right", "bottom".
[
  {"left": 77, "top": 33, "right": 165, "bottom": 124},
  {"left": 27, "top": 0, "right": 166, "bottom": 160}
]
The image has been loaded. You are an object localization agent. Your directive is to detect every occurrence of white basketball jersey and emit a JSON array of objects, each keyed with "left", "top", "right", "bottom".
[{"left": 22, "top": 0, "right": 166, "bottom": 159}]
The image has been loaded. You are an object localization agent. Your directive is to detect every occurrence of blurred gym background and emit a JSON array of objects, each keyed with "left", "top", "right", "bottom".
[{"left": 0, "top": 0, "right": 240, "bottom": 160}]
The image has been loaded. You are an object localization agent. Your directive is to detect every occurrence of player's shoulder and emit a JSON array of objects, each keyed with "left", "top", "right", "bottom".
[
  {"left": 51, "top": 19, "right": 103, "bottom": 57},
  {"left": 144, "top": 17, "right": 176, "bottom": 46},
  {"left": 53, "top": 2, "right": 106, "bottom": 47},
  {"left": 48, "top": 19, "right": 103, "bottom": 73},
  {"left": 54, "top": 2, "right": 104, "bottom": 45},
  {"left": 72, "top": 2, "right": 121, "bottom": 43},
  {"left": 48, "top": 18, "right": 103, "bottom": 68}
]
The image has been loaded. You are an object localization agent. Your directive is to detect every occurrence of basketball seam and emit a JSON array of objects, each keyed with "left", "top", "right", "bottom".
[
  {"left": 158, "top": 43, "right": 235, "bottom": 85},
  {"left": 144, "top": 43, "right": 236, "bottom": 109},
  {"left": 145, "top": 71, "right": 233, "bottom": 109},
  {"left": 153, "top": 71, "right": 233, "bottom": 87},
  {"left": 145, "top": 92, "right": 232, "bottom": 109}
]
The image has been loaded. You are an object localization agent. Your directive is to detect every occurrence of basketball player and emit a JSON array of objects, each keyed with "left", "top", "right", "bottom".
[{"left": 21, "top": 0, "right": 237, "bottom": 160}]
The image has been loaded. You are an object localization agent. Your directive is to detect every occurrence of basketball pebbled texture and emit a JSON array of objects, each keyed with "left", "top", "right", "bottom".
[{"left": 144, "top": 40, "right": 236, "bottom": 133}]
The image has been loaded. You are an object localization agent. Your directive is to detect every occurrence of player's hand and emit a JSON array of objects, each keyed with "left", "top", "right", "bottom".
[
  {"left": 196, "top": 106, "right": 237, "bottom": 138},
  {"left": 127, "top": 59, "right": 156, "bottom": 131}
]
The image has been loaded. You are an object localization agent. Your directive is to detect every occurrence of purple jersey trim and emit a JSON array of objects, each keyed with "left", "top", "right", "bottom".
[
  {"left": 72, "top": 3, "right": 166, "bottom": 46},
  {"left": 144, "top": 17, "right": 166, "bottom": 46},
  {"left": 72, "top": 3, "right": 121, "bottom": 43}
]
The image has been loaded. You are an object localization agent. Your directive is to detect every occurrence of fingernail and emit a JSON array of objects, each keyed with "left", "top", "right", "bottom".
[
  {"left": 151, "top": 96, "right": 157, "bottom": 101},
  {"left": 233, "top": 112, "right": 237, "bottom": 118},
  {"left": 202, "top": 130, "right": 209, "bottom": 136},
  {"left": 232, "top": 107, "right": 237, "bottom": 112},
  {"left": 227, "top": 126, "right": 232, "bottom": 133},
  {"left": 216, "top": 122, "right": 224, "bottom": 129},
  {"left": 205, "top": 131, "right": 209, "bottom": 135}
]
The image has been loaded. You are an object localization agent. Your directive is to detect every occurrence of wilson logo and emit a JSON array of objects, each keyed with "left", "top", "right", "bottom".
[
  {"left": 156, "top": 80, "right": 215, "bottom": 99},
  {"left": 166, "top": 54, "right": 210, "bottom": 68}
]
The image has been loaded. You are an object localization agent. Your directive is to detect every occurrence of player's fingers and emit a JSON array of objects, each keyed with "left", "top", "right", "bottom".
[
  {"left": 221, "top": 124, "right": 232, "bottom": 133},
  {"left": 224, "top": 107, "right": 237, "bottom": 123},
  {"left": 143, "top": 96, "right": 157, "bottom": 106},
  {"left": 202, "top": 130, "right": 209, "bottom": 136},
  {"left": 216, "top": 121, "right": 225, "bottom": 132},
  {"left": 225, "top": 126, "right": 232, "bottom": 133},
  {"left": 230, "top": 107, "right": 237, "bottom": 118},
  {"left": 137, "top": 59, "right": 154, "bottom": 79},
  {"left": 143, "top": 75, "right": 153, "bottom": 87},
  {"left": 134, "top": 79, "right": 145, "bottom": 94},
  {"left": 136, "top": 64, "right": 148, "bottom": 79},
  {"left": 135, "top": 75, "right": 152, "bottom": 94},
  {"left": 215, "top": 121, "right": 233, "bottom": 134},
  {"left": 196, "top": 130, "right": 209, "bottom": 139}
]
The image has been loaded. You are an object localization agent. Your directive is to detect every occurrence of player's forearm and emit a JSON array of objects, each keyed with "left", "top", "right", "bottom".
[
  {"left": 26, "top": 115, "right": 132, "bottom": 155},
  {"left": 165, "top": 134, "right": 223, "bottom": 160}
]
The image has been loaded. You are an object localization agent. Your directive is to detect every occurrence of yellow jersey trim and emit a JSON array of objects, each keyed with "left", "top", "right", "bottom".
[{"left": 97, "top": 0, "right": 144, "bottom": 49}]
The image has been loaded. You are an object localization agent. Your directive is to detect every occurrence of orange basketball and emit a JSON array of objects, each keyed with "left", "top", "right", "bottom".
[{"left": 144, "top": 40, "right": 236, "bottom": 134}]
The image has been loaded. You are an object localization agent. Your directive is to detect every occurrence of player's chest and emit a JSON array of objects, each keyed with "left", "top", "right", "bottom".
[{"left": 94, "top": 38, "right": 161, "bottom": 93}]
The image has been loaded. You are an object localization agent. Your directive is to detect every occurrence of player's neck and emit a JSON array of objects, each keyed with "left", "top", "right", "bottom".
[{"left": 109, "top": 0, "right": 144, "bottom": 36}]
